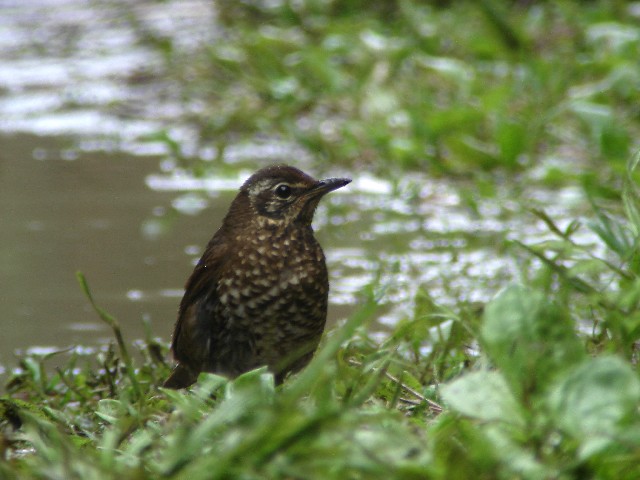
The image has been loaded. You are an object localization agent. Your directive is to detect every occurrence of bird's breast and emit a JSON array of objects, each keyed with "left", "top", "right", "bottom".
[{"left": 216, "top": 228, "right": 329, "bottom": 326}]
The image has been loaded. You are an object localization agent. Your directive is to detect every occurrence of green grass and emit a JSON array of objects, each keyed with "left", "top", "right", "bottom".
[
  {"left": 143, "top": 0, "right": 640, "bottom": 185},
  {"left": 2, "top": 168, "right": 640, "bottom": 478},
  {"left": 3, "top": 1, "right": 640, "bottom": 478}
]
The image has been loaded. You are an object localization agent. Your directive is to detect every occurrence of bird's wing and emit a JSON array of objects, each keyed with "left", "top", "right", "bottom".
[{"left": 169, "top": 235, "right": 229, "bottom": 368}]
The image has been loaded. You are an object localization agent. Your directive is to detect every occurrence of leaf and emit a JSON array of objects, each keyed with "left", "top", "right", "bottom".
[
  {"left": 441, "top": 370, "right": 524, "bottom": 427},
  {"left": 548, "top": 356, "right": 640, "bottom": 459},
  {"left": 440, "top": 371, "right": 555, "bottom": 478},
  {"left": 623, "top": 149, "right": 640, "bottom": 236},
  {"left": 96, "top": 399, "right": 126, "bottom": 424},
  {"left": 481, "top": 285, "right": 585, "bottom": 400},
  {"left": 586, "top": 204, "right": 633, "bottom": 259}
]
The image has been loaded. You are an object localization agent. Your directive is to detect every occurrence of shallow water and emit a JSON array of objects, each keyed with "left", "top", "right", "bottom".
[
  {"left": 0, "top": 0, "right": 217, "bottom": 372},
  {"left": 0, "top": 0, "right": 596, "bottom": 378}
]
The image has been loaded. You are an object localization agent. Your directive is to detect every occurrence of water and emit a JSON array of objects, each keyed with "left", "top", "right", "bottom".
[
  {"left": 0, "top": 0, "right": 595, "bottom": 379},
  {"left": 1, "top": 133, "right": 183, "bottom": 355},
  {"left": 0, "top": 0, "right": 219, "bottom": 371}
]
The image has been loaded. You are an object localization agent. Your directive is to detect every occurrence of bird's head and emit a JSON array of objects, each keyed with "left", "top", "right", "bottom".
[{"left": 229, "top": 165, "right": 350, "bottom": 228}]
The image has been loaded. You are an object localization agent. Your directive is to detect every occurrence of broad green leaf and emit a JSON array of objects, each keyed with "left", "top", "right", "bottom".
[
  {"left": 441, "top": 370, "right": 524, "bottom": 427},
  {"left": 548, "top": 356, "right": 640, "bottom": 459},
  {"left": 481, "top": 285, "right": 585, "bottom": 400},
  {"left": 223, "top": 367, "right": 275, "bottom": 402},
  {"left": 440, "top": 372, "right": 552, "bottom": 479},
  {"left": 483, "top": 424, "right": 554, "bottom": 480}
]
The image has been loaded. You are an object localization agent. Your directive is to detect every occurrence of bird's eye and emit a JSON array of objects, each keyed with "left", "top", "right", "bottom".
[{"left": 275, "top": 184, "right": 292, "bottom": 199}]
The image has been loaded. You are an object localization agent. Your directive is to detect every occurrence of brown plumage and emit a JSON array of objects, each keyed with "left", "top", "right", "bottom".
[{"left": 164, "top": 165, "right": 350, "bottom": 388}]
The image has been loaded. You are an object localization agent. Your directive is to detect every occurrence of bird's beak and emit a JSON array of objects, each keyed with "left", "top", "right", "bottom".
[{"left": 308, "top": 177, "right": 351, "bottom": 197}]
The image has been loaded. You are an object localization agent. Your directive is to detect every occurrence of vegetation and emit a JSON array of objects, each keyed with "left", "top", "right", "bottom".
[
  {"left": 144, "top": 0, "right": 640, "bottom": 182},
  {"left": 3, "top": 1, "right": 640, "bottom": 478}
]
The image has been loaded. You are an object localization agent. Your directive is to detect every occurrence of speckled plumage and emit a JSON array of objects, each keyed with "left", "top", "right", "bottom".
[{"left": 164, "top": 165, "right": 350, "bottom": 388}]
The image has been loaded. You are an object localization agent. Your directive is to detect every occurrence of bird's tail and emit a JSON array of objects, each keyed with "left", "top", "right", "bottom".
[{"left": 163, "top": 364, "right": 198, "bottom": 389}]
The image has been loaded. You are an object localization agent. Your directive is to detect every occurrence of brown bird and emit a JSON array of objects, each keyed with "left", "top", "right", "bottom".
[{"left": 164, "top": 165, "right": 350, "bottom": 388}]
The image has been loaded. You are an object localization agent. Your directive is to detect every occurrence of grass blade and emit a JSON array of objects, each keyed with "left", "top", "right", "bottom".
[{"left": 76, "top": 271, "right": 141, "bottom": 400}]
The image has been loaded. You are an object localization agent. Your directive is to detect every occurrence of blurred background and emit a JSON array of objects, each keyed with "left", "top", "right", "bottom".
[{"left": 1, "top": 0, "right": 638, "bottom": 376}]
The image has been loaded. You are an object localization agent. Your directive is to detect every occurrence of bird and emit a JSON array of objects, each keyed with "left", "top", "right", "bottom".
[{"left": 163, "top": 164, "right": 351, "bottom": 388}]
